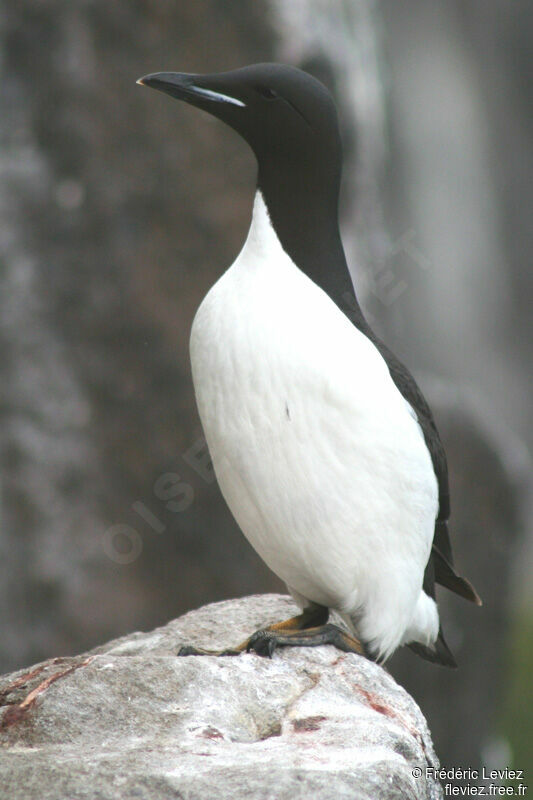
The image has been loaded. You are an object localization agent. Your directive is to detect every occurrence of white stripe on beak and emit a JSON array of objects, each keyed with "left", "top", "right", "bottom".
[{"left": 191, "top": 86, "right": 246, "bottom": 107}]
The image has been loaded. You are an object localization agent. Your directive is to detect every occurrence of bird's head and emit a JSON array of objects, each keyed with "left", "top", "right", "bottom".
[{"left": 137, "top": 63, "right": 342, "bottom": 187}]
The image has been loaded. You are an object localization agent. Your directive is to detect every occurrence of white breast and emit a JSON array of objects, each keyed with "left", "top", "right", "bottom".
[{"left": 190, "top": 192, "right": 439, "bottom": 661}]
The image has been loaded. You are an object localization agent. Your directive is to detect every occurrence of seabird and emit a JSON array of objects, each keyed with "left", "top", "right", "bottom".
[{"left": 138, "top": 63, "right": 481, "bottom": 666}]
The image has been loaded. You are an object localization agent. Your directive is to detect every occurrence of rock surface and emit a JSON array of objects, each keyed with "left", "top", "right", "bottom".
[{"left": 0, "top": 595, "right": 442, "bottom": 799}]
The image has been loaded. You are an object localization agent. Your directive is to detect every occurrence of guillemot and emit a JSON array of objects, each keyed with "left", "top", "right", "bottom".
[{"left": 138, "top": 63, "right": 481, "bottom": 666}]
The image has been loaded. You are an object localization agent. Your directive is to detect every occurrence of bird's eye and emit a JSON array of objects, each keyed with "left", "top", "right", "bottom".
[{"left": 256, "top": 86, "right": 278, "bottom": 100}]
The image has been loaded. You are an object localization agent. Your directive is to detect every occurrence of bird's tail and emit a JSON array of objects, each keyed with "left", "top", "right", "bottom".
[
  {"left": 408, "top": 627, "right": 457, "bottom": 668},
  {"left": 432, "top": 544, "right": 482, "bottom": 606}
]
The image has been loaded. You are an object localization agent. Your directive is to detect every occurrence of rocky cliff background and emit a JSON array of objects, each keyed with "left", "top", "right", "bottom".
[{"left": 0, "top": 0, "right": 531, "bottom": 780}]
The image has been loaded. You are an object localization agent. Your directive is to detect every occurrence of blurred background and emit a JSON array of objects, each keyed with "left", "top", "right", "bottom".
[{"left": 0, "top": 0, "right": 531, "bottom": 779}]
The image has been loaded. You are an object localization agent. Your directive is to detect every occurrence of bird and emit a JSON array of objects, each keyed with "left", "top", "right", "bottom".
[{"left": 137, "top": 63, "right": 481, "bottom": 667}]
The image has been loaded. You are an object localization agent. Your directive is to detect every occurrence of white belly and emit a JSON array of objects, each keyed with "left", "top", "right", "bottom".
[{"left": 189, "top": 193, "right": 438, "bottom": 660}]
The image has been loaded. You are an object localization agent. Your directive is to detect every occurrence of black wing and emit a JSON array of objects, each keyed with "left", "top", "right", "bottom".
[{"left": 359, "top": 324, "right": 481, "bottom": 608}]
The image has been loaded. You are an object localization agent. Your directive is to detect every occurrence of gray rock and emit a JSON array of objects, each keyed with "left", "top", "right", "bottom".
[{"left": 0, "top": 594, "right": 442, "bottom": 799}]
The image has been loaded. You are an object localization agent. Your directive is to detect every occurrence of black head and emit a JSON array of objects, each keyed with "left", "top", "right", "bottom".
[
  {"left": 138, "top": 63, "right": 342, "bottom": 193},
  {"left": 138, "top": 63, "right": 353, "bottom": 310}
]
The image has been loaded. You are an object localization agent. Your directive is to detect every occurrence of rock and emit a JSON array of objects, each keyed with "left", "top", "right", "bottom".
[{"left": 0, "top": 594, "right": 442, "bottom": 799}]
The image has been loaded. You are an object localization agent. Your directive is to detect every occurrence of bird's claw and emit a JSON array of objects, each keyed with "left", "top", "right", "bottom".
[
  {"left": 246, "top": 630, "right": 277, "bottom": 658},
  {"left": 177, "top": 644, "right": 204, "bottom": 656}
]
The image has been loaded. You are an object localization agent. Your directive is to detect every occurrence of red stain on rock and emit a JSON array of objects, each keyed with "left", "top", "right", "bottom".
[
  {"left": 356, "top": 686, "right": 427, "bottom": 756},
  {"left": 0, "top": 664, "right": 48, "bottom": 706},
  {"left": 0, "top": 656, "right": 94, "bottom": 732},
  {"left": 357, "top": 687, "right": 396, "bottom": 719},
  {"left": 201, "top": 726, "right": 224, "bottom": 740},
  {"left": 291, "top": 715, "right": 327, "bottom": 732}
]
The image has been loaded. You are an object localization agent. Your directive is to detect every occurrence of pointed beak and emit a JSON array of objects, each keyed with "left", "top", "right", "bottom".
[{"left": 137, "top": 72, "right": 246, "bottom": 109}]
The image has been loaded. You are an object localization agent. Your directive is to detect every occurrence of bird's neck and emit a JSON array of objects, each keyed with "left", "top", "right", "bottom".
[{"left": 256, "top": 165, "right": 362, "bottom": 319}]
